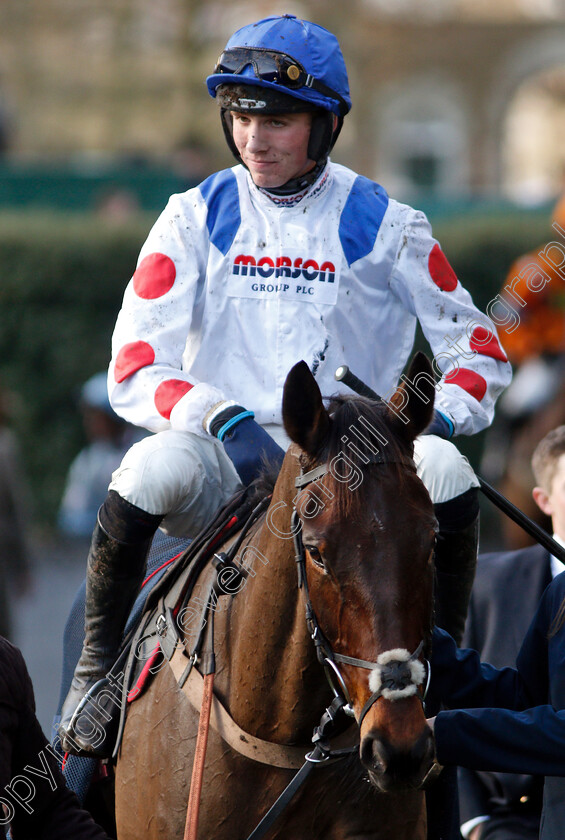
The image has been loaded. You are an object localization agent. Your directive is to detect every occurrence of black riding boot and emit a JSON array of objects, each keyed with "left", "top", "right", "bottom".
[
  {"left": 59, "top": 491, "right": 162, "bottom": 755},
  {"left": 433, "top": 487, "right": 480, "bottom": 646}
]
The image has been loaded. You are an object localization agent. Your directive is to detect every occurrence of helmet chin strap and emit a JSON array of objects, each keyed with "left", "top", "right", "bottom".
[{"left": 260, "top": 160, "right": 325, "bottom": 196}]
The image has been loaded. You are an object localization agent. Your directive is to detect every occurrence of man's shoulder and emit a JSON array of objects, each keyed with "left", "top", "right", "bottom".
[
  {"left": 473, "top": 544, "right": 550, "bottom": 597},
  {"left": 164, "top": 166, "right": 240, "bottom": 207},
  {"left": 168, "top": 166, "right": 242, "bottom": 256},
  {"left": 465, "top": 544, "right": 551, "bottom": 651},
  {"left": 181, "top": 166, "right": 240, "bottom": 202},
  {"left": 478, "top": 543, "right": 549, "bottom": 575},
  {"left": 331, "top": 163, "right": 391, "bottom": 211},
  {"left": 329, "top": 164, "right": 417, "bottom": 262},
  {"left": 0, "top": 636, "right": 25, "bottom": 669},
  {"left": 333, "top": 173, "right": 430, "bottom": 247},
  {"left": 330, "top": 163, "right": 425, "bottom": 227}
]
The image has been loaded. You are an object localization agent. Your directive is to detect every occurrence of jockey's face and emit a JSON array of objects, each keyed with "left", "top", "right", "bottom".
[{"left": 231, "top": 111, "right": 315, "bottom": 189}]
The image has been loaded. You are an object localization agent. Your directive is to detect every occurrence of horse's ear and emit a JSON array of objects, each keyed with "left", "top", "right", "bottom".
[
  {"left": 283, "top": 361, "right": 331, "bottom": 456},
  {"left": 387, "top": 352, "right": 436, "bottom": 441}
]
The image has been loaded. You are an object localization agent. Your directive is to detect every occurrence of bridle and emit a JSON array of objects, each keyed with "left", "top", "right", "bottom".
[
  {"left": 183, "top": 446, "right": 437, "bottom": 840},
  {"left": 292, "top": 452, "right": 433, "bottom": 728}
]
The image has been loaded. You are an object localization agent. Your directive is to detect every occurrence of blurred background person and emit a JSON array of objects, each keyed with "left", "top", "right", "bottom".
[
  {"left": 481, "top": 193, "right": 565, "bottom": 548},
  {"left": 460, "top": 424, "right": 565, "bottom": 840},
  {"left": 11, "top": 373, "right": 149, "bottom": 738},
  {"left": 0, "top": 380, "right": 32, "bottom": 641},
  {"left": 57, "top": 373, "right": 146, "bottom": 540}
]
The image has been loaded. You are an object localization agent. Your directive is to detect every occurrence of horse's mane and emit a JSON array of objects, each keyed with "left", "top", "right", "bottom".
[
  {"left": 250, "top": 460, "right": 281, "bottom": 502},
  {"left": 321, "top": 394, "right": 415, "bottom": 519},
  {"left": 251, "top": 394, "right": 417, "bottom": 520}
]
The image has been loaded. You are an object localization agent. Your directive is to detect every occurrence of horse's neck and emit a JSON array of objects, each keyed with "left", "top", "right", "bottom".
[{"left": 220, "top": 448, "right": 329, "bottom": 742}]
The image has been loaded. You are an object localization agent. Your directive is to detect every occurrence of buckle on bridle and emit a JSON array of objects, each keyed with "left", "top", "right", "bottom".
[{"left": 323, "top": 658, "right": 355, "bottom": 717}]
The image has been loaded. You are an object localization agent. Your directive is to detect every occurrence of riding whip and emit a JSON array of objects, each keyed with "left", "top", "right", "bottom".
[{"left": 334, "top": 364, "right": 565, "bottom": 564}]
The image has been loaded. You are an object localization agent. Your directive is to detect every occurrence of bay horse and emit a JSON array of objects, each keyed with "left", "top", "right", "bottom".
[{"left": 114, "top": 352, "right": 439, "bottom": 839}]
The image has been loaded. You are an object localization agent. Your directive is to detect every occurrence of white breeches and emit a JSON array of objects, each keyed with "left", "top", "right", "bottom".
[{"left": 108, "top": 430, "right": 478, "bottom": 538}]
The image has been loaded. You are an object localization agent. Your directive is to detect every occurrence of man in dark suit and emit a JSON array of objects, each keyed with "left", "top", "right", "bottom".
[{"left": 459, "top": 425, "right": 565, "bottom": 840}]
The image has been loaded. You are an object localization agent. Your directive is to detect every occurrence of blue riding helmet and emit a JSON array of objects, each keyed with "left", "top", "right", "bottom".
[
  {"left": 206, "top": 15, "right": 351, "bottom": 117},
  {"left": 207, "top": 15, "right": 351, "bottom": 192}
]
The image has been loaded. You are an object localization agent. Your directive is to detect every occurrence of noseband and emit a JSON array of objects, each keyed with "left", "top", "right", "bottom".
[{"left": 293, "top": 454, "right": 431, "bottom": 727}]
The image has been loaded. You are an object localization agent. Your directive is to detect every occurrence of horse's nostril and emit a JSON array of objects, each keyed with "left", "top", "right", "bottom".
[
  {"left": 361, "top": 728, "right": 436, "bottom": 788},
  {"left": 360, "top": 734, "right": 389, "bottom": 775},
  {"left": 413, "top": 727, "right": 436, "bottom": 768}
]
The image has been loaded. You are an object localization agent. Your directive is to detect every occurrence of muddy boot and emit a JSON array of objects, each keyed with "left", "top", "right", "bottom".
[
  {"left": 433, "top": 488, "right": 480, "bottom": 646},
  {"left": 59, "top": 492, "right": 162, "bottom": 756}
]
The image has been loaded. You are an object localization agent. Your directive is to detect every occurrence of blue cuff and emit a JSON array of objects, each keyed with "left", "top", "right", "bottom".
[
  {"left": 216, "top": 409, "right": 255, "bottom": 441},
  {"left": 425, "top": 409, "right": 455, "bottom": 439},
  {"left": 437, "top": 410, "right": 455, "bottom": 438}
]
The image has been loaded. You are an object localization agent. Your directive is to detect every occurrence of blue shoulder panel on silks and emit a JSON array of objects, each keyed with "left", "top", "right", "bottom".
[
  {"left": 339, "top": 176, "right": 389, "bottom": 266},
  {"left": 199, "top": 169, "right": 241, "bottom": 255}
]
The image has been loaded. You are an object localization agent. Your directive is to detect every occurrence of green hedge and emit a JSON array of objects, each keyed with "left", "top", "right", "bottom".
[
  {"left": 0, "top": 212, "right": 153, "bottom": 525},
  {"left": 0, "top": 206, "right": 554, "bottom": 526},
  {"left": 434, "top": 208, "right": 554, "bottom": 310}
]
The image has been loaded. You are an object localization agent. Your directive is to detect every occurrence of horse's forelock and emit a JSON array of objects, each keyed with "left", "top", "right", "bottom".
[
  {"left": 326, "top": 394, "right": 410, "bottom": 466},
  {"left": 321, "top": 395, "right": 413, "bottom": 518}
]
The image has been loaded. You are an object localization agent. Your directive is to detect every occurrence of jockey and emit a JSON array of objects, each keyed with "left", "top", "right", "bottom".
[{"left": 59, "top": 14, "right": 511, "bottom": 755}]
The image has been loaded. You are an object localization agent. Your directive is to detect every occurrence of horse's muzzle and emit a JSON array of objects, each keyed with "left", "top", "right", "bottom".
[{"left": 360, "top": 725, "right": 436, "bottom": 792}]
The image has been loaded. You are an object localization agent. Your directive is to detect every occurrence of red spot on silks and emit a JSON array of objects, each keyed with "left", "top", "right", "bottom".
[
  {"left": 428, "top": 243, "right": 458, "bottom": 292},
  {"left": 133, "top": 253, "right": 176, "bottom": 300},
  {"left": 154, "top": 379, "right": 193, "bottom": 420},
  {"left": 469, "top": 326, "right": 508, "bottom": 363},
  {"left": 114, "top": 341, "right": 155, "bottom": 383},
  {"left": 445, "top": 368, "right": 487, "bottom": 402}
]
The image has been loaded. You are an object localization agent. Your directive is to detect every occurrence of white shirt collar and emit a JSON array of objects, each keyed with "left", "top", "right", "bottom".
[
  {"left": 551, "top": 533, "right": 565, "bottom": 578},
  {"left": 248, "top": 162, "right": 332, "bottom": 208}
]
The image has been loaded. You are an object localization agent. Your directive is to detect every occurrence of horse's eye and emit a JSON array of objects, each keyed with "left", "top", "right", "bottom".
[{"left": 305, "top": 545, "right": 325, "bottom": 569}]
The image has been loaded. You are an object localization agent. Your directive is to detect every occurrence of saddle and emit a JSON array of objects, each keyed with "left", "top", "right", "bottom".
[{"left": 71, "top": 480, "right": 272, "bottom": 762}]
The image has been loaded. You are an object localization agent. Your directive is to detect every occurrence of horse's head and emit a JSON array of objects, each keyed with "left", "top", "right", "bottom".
[{"left": 282, "top": 353, "right": 438, "bottom": 792}]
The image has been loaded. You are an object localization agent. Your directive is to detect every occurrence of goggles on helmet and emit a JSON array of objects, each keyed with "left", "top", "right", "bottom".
[{"left": 213, "top": 47, "right": 349, "bottom": 116}]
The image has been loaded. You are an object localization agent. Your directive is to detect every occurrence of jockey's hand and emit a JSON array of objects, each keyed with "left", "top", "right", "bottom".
[
  {"left": 209, "top": 404, "right": 284, "bottom": 485},
  {"left": 422, "top": 409, "right": 454, "bottom": 439}
]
